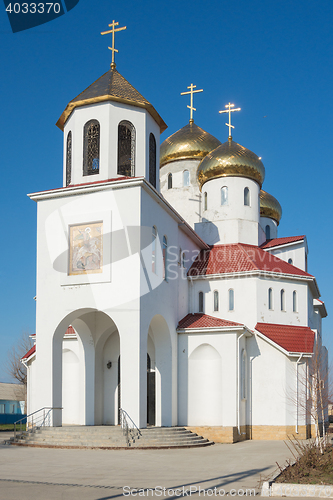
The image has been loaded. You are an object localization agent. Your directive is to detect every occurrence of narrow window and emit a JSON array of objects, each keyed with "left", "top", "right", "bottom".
[
  {"left": 221, "top": 186, "right": 228, "bottom": 206},
  {"left": 163, "top": 235, "right": 167, "bottom": 281},
  {"left": 265, "top": 225, "right": 271, "bottom": 240},
  {"left": 118, "top": 120, "right": 135, "bottom": 176},
  {"left": 288, "top": 258, "right": 293, "bottom": 265},
  {"left": 152, "top": 226, "right": 157, "bottom": 273},
  {"left": 214, "top": 290, "right": 219, "bottom": 312},
  {"left": 179, "top": 247, "right": 182, "bottom": 266},
  {"left": 83, "top": 120, "right": 100, "bottom": 176},
  {"left": 199, "top": 292, "right": 204, "bottom": 313},
  {"left": 229, "top": 289, "right": 234, "bottom": 311},
  {"left": 149, "top": 133, "right": 156, "bottom": 188},
  {"left": 168, "top": 173, "right": 172, "bottom": 189},
  {"left": 183, "top": 170, "right": 190, "bottom": 186},
  {"left": 244, "top": 187, "right": 250, "bottom": 206},
  {"left": 281, "top": 289, "right": 285, "bottom": 311},
  {"left": 66, "top": 131, "right": 72, "bottom": 186},
  {"left": 268, "top": 288, "right": 273, "bottom": 310},
  {"left": 293, "top": 291, "right": 297, "bottom": 312},
  {"left": 204, "top": 192, "right": 207, "bottom": 211},
  {"left": 182, "top": 251, "right": 186, "bottom": 268}
]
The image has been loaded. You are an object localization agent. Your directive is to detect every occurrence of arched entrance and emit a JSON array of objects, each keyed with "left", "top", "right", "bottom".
[{"left": 52, "top": 309, "right": 121, "bottom": 426}]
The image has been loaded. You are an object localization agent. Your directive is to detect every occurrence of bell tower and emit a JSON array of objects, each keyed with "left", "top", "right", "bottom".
[{"left": 56, "top": 21, "right": 167, "bottom": 190}]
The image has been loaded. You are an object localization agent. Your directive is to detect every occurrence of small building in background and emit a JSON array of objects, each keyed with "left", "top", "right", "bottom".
[{"left": 0, "top": 383, "right": 26, "bottom": 424}]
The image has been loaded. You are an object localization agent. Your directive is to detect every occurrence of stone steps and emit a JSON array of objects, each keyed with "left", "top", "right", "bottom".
[{"left": 10, "top": 426, "right": 214, "bottom": 449}]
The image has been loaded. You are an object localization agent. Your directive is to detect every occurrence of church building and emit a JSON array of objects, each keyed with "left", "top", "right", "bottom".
[{"left": 23, "top": 23, "right": 328, "bottom": 443}]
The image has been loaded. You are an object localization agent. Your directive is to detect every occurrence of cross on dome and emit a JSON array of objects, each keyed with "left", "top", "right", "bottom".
[
  {"left": 181, "top": 84, "right": 203, "bottom": 124},
  {"left": 219, "top": 102, "right": 241, "bottom": 140},
  {"left": 101, "top": 20, "right": 127, "bottom": 70}
]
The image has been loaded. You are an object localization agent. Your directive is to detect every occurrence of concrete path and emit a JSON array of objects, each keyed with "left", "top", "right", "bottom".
[{"left": 0, "top": 440, "right": 320, "bottom": 499}]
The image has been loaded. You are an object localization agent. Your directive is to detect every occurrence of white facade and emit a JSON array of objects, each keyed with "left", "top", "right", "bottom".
[{"left": 25, "top": 66, "right": 328, "bottom": 442}]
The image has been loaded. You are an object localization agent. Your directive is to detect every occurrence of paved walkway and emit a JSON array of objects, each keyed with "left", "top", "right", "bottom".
[{"left": 0, "top": 438, "right": 320, "bottom": 499}]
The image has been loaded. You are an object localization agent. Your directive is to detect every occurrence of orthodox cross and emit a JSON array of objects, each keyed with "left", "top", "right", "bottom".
[
  {"left": 219, "top": 102, "right": 241, "bottom": 139},
  {"left": 181, "top": 84, "right": 203, "bottom": 124},
  {"left": 101, "top": 20, "right": 127, "bottom": 70}
]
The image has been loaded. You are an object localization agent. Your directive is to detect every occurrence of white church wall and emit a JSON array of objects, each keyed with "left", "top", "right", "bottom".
[
  {"left": 62, "top": 339, "right": 80, "bottom": 425},
  {"left": 191, "top": 277, "right": 258, "bottom": 329},
  {"left": 199, "top": 177, "right": 260, "bottom": 246},
  {"left": 160, "top": 159, "right": 202, "bottom": 228},
  {"left": 249, "top": 335, "right": 290, "bottom": 426},
  {"left": 265, "top": 241, "right": 308, "bottom": 272},
  {"left": 257, "top": 277, "right": 308, "bottom": 326}
]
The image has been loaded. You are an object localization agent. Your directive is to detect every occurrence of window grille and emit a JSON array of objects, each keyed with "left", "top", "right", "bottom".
[
  {"left": 149, "top": 133, "right": 156, "bottom": 188},
  {"left": 66, "top": 131, "right": 72, "bottom": 186},
  {"left": 83, "top": 120, "right": 100, "bottom": 176},
  {"left": 118, "top": 121, "right": 135, "bottom": 176}
]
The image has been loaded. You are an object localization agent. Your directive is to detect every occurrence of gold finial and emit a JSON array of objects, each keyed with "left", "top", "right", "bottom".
[
  {"left": 219, "top": 102, "right": 241, "bottom": 140},
  {"left": 181, "top": 83, "right": 203, "bottom": 124},
  {"left": 101, "top": 20, "right": 127, "bottom": 69}
]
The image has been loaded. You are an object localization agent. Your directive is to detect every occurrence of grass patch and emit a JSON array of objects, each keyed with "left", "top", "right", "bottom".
[
  {"left": 0, "top": 424, "right": 26, "bottom": 432},
  {"left": 276, "top": 436, "right": 333, "bottom": 485}
]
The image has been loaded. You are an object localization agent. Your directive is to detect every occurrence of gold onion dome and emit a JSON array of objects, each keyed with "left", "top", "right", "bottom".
[
  {"left": 160, "top": 122, "right": 221, "bottom": 168},
  {"left": 260, "top": 189, "right": 282, "bottom": 225},
  {"left": 197, "top": 139, "right": 265, "bottom": 190}
]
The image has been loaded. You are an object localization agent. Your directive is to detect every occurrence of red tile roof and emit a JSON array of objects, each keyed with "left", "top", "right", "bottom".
[
  {"left": 188, "top": 243, "right": 312, "bottom": 277},
  {"left": 178, "top": 313, "right": 242, "bottom": 329},
  {"left": 255, "top": 323, "right": 315, "bottom": 354},
  {"left": 260, "top": 235, "right": 305, "bottom": 249},
  {"left": 22, "top": 345, "right": 36, "bottom": 360},
  {"left": 65, "top": 326, "right": 76, "bottom": 335}
]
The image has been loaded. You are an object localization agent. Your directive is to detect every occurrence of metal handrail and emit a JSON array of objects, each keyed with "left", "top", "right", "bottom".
[
  {"left": 14, "top": 406, "right": 62, "bottom": 441},
  {"left": 119, "top": 408, "right": 141, "bottom": 446}
]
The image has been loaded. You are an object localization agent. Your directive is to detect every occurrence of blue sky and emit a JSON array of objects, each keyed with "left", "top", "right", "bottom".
[{"left": 0, "top": 0, "right": 333, "bottom": 382}]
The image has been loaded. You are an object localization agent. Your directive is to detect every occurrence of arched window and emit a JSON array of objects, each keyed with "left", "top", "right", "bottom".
[
  {"left": 149, "top": 133, "right": 156, "bottom": 188},
  {"left": 199, "top": 292, "right": 204, "bottom": 313},
  {"left": 268, "top": 288, "right": 273, "bottom": 310},
  {"left": 265, "top": 225, "right": 271, "bottom": 240},
  {"left": 221, "top": 186, "right": 228, "bottom": 206},
  {"left": 281, "top": 289, "right": 285, "bottom": 311},
  {"left": 241, "top": 349, "right": 247, "bottom": 400},
  {"left": 293, "top": 291, "right": 297, "bottom": 312},
  {"left": 163, "top": 235, "right": 167, "bottom": 281},
  {"left": 66, "top": 131, "right": 72, "bottom": 186},
  {"left": 118, "top": 120, "right": 135, "bottom": 176},
  {"left": 244, "top": 187, "right": 250, "bottom": 206},
  {"left": 204, "top": 192, "right": 207, "bottom": 211},
  {"left": 168, "top": 173, "right": 172, "bottom": 189},
  {"left": 152, "top": 226, "right": 157, "bottom": 273},
  {"left": 83, "top": 119, "right": 100, "bottom": 176},
  {"left": 288, "top": 258, "right": 293, "bottom": 265},
  {"left": 229, "top": 289, "right": 234, "bottom": 311},
  {"left": 214, "top": 291, "right": 219, "bottom": 312},
  {"left": 183, "top": 170, "right": 190, "bottom": 186}
]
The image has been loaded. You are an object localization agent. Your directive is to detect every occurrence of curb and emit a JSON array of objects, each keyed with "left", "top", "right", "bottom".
[{"left": 262, "top": 481, "right": 333, "bottom": 497}]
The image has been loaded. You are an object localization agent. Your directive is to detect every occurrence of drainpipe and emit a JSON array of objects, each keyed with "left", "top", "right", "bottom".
[
  {"left": 237, "top": 332, "right": 245, "bottom": 435},
  {"left": 296, "top": 353, "right": 304, "bottom": 434}
]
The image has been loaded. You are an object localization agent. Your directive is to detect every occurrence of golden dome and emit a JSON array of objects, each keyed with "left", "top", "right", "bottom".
[
  {"left": 260, "top": 190, "right": 282, "bottom": 225},
  {"left": 197, "top": 138, "right": 265, "bottom": 190},
  {"left": 160, "top": 122, "right": 221, "bottom": 168}
]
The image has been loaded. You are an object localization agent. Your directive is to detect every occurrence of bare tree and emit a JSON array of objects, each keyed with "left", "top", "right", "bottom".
[{"left": 6, "top": 331, "right": 33, "bottom": 388}]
